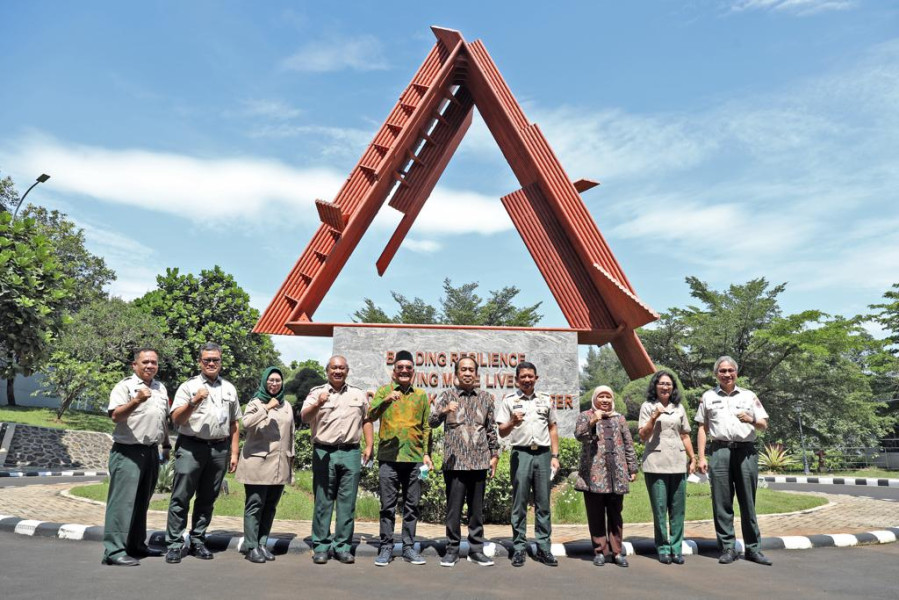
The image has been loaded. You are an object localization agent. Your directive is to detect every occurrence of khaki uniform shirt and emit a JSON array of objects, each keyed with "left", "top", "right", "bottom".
[
  {"left": 302, "top": 383, "right": 369, "bottom": 446},
  {"left": 495, "top": 390, "right": 557, "bottom": 448},
  {"left": 235, "top": 398, "right": 295, "bottom": 486},
  {"left": 107, "top": 374, "right": 169, "bottom": 446},
  {"left": 171, "top": 374, "right": 241, "bottom": 440},
  {"left": 639, "top": 401, "right": 691, "bottom": 474},
  {"left": 695, "top": 385, "right": 768, "bottom": 443}
]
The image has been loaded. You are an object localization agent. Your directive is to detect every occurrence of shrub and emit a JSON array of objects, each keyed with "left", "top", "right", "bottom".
[
  {"left": 557, "top": 438, "right": 580, "bottom": 477},
  {"left": 759, "top": 443, "right": 799, "bottom": 473},
  {"left": 155, "top": 457, "right": 175, "bottom": 493},
  {"left": 294, "top": 429, "right": 313, "bottom": 470}
]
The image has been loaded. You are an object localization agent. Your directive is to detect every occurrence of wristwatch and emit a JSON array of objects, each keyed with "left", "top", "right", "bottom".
[
  {"left": 551, "top": 453, "right": 559, "bottom": 459},
  {"left": 189, "top": 396, "right": 200, "bottom": 408}
]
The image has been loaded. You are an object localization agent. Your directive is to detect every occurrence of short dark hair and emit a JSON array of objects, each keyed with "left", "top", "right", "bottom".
[
  {"left": 515, "top": 361, "right": 537, "bottom": 377},
  {"left": 454, "top": 356, "right": 478, "bottom": 375},
  {"left": 646, "top": 370, "right": 682, "bottom": 406},
  {"left": 199, "top": 342, "right": 222, "bottom": 357},
  {"left": 132, "top": 347, "right": 158, "bottom": 361}
]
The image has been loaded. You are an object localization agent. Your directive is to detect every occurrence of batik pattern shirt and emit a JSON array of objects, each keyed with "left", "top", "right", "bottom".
[
  {"left": 369, "top": 383, "right": 431, "bottom": 463},
  {"left": 429, "top": 387, "right": 499, "bottom": 471}
]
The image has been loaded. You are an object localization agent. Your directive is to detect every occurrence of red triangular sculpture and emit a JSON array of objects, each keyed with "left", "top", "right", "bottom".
[{"left": 254, "top": 26, "right": 659, "bottom": 379}]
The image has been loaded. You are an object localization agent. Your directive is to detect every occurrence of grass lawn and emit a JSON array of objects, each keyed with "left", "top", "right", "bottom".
[
  {"left": 767, "top": 468, "right": 898, "bottom": 479},
  {"left": 552, "top": 472, "right": 828, "bottom": 524},
  {"left": 70, "top": 470, "right": 381, "bottom": 521},
  {"left": 0, "top": 406, "right": 114, "bottom": 434}
]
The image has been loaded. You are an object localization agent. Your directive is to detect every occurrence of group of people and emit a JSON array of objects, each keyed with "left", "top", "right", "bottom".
[{"left": 102, "top": 344, "right": 773, "bottom": 570}]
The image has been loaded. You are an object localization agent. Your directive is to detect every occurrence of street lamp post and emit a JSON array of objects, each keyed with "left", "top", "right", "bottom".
[
  {"left": 12, "top": 173, "right": 51, "bottom": 220},
  {"left": 797, "top": 404, "right": 810, "bottom": 475}
]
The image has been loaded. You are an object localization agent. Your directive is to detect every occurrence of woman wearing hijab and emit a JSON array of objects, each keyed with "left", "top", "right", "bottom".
[
  {"left": 236, "top": 366, "right": 295, "bottom": 563},
  {"left": 638, "top": 370, "right": 695, "bottom": 564},
  {"left": 574, "top": 385, "right": 638, "bottom": 567}
]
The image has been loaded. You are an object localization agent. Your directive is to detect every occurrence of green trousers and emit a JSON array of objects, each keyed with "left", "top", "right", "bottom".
[
  {"left": 645, "top": 472, "right": 687, "bottom": 557},
  {"left": 510, "top": 447, "right": 552, "bottom": 552},
  {"left": 709, "top": 443, "right": 761, "bottom": 552},
  {"left": 243, "top": 484, "right": 284, "bottom": 551},
  {"left": 311, "top": 446, "right": 362, "bottom": 554},
  {"left": 102, "top": 443, "right": 159, "bottom": 561},
  {"left": 165, "top": 436, "right": 229, "bottom": 549}
]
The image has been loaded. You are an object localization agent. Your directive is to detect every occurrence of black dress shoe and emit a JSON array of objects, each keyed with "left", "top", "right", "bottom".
[
  {"left": 260, "top": 546, "right": 275, "bottom": 561},
  {"left": 190, "top": 543, "right": 214, "bottom": 560},
  {"left": 102, "top": 555, "right": 140, "bottom": 566},
  {"left": 245, "top": 547, "right": 266, "bottom": 564},
  {"left": 534, "top": 548, "right": 558, "bottom": 566},
  {"left": 334, "top": 551, "right": 355, "bottom": 564},
  {"left": 312, "top": 551, "right": 330, "bottom": 564},
  {"left": 671, "top": 554, "right": 685, "bottom": 565},
  {"left": 165, "top": 548, "right": 183, "bottom": 564},
  {"left": 658, "top": 553, "right": 672, "bottom": 564},
  {"left": 613, "top": 554, "right": 629, "bottom": 567},
  {"left": 719, "top": 548, "right": 738, "bottom": 564},
  {"left": 511, "top": 550, "right": 527, "bottom": 567},
  {"left": 744, "top": 550, "right": 773, "bottom": 566},
  {"left": 592, "top": 554, "right": 605, "bottom": 566}
]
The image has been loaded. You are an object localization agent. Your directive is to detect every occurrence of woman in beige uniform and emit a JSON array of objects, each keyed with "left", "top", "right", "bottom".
[{"left": 236, "top": 366, "right": 295, "bottom": 563}]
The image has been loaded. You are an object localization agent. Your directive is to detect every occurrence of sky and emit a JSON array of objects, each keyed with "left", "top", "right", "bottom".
[{"left": 2, "top": 0, "right": 897, "bottom": 366}]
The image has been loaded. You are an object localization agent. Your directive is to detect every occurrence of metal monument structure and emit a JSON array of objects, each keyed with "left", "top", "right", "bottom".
[{"left": 254, "top": 26, "right": 659, "bottom": 379}]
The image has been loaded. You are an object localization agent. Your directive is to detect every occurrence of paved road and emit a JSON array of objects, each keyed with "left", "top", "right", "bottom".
[
  {"left": 769, "top": 482, "right": 899, "bottom": 501},
  {"left": 0, "top": 476, "right": 106, "bottom": 489},
  {"left": 2, "top": 532, "right": 898, "bottom": 600}
]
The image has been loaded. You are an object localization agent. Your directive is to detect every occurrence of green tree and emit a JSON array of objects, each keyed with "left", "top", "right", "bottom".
[
  {"left": 0, "top": 173, "right": 18, "bottom": 213},
  {"left": 134, "top": 266, "right": 281, "bottom": 401},
  {"left": 580, "top": 345, "right": 629, "bottom": 395},
  {"left": 19, "top": 205, "right": 115, "bottom": 313},
  {"left": 353, "top": 278, "right": 542, "bottom": 326},
  {"left": 642, "top": 277, "right": 895, "bottom": 449},
  {"left": 0, "top": 213, "right": 74, "bottom": 406},
  {"left": 37, "top": 297, "right": 173, "bottom": 419}
]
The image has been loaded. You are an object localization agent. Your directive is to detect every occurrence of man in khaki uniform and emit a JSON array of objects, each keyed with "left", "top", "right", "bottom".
[
  {"left": 496, "top": 361, "right": 560, "bottom": 567},
  {"left": 302, "top": 355, "right": 373, "bottom": 565},
  {"left": 102, "top": 347, "right": 170, "bottom": 566},
  {"left": 164, "top": 342, "right": 241, "bottom": 564},
  {"left": 696, "top": 356, "right": 772, "bottom": 566}
]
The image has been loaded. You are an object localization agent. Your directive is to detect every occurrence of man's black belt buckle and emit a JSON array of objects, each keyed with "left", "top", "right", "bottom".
[
  {"left": 513, "top": 444, "right": 545, "bottom": 452},
  {"left": 315, "top": 442, "right": 356, "bottom": 451}
]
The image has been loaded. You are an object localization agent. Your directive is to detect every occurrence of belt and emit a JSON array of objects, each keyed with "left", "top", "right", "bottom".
[
  {"left": 180, "top": 435, "right": 228, "bottom": 446},
  {"left": 710, "top": 440, "right": 754, "bottom": 450},
  {"left": 512, "top": 444, "right": 549, "bottom": 452},
  {"left": 314, "top": 442, "right": 358, "bottom": 451}
]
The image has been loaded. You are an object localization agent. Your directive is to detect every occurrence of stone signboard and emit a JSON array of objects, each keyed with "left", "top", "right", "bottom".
[{"left": 333, "top": 326, "right": 580, "bottom": 437}]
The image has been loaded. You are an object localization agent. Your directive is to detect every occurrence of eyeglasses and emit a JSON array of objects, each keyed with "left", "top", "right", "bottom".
[
  {"left": 717, "top": 368, "right": 736, "bottom": 374},
  {"left": 395, "top": 365, "right": 414, "bottom": 372},
  {"left": 201, "top": 358, "right": 221, "bottom": 364},
  {"left": 656, "top": 383, "right": 673, "bottom": 387}
]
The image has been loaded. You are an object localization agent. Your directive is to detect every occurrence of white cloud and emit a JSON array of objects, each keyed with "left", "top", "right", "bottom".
[
  {"left": 281, "top": 35, "right": 389, "bottom": 73},
  {"left": 403, "top": 238, "right": 441, "bottom": 253},
  {"left": 412, "top": 187, "right": 512, "bottom": 235},
  {"left": 2, "top": 134, "right": 344, "bottom": 224},
  {"left": 730, "top": 0, "right": 857, "bottom": 15},
  {"left": 76, "top": 220, "right": 163, "bottom": 300},
  {"left": 233, "top": 99, "right": 303, "bottom": 120}
]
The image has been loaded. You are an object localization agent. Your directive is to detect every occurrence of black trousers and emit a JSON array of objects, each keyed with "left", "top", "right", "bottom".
[
  {"left": 444, "top": 469, "right": 487, "bottom": 552},
  {"left": 378, "top": 461, "right": 421, "bottom": 549}
]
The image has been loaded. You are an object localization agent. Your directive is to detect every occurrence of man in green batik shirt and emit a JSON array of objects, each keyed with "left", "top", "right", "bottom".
[{"left": 367, "top": 350, "right": 432, "bottom": 567}]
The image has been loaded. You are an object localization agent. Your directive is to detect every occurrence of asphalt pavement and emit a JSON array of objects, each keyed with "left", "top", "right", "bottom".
[
  {"left": 2, "top": 531, "right": 898, "bottom": 600},
  {"left": 768, "top": 482, "right": 899, "bottom": 501}
]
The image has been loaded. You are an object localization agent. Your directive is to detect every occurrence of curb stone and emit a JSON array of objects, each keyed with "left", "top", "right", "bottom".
[
  {"left": 2, "top": 516, "right": 897, "bottom": 559},
  {"left": 762, "top": 476, "right": 899, "bottom": 488},
  {"left": 0, "top": 470, "right": 108, "bottom": 478}
]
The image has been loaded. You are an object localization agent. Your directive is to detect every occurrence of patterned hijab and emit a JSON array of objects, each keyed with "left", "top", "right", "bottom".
[{"left": 253, "top": 366, "right": 285, "bottom": 403}]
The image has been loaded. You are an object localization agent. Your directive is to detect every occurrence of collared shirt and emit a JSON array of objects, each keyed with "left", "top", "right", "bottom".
[
  {"left": 171, "top": 374, "right": 241, "bottom": 440},
  {"left": 695, "top": 385, "right": 768, "bottom": 443},
  {"left": 639, "top": 401, "right": 691, "bottom": 473},
  {"left": 429, "top": 387, "right": 499, "bottom": 471},
  {"left": 302, "top": 383, "right": 369, "bottom": 445},
  {"left": 107, "top": 374, "right": 169, "bottom": 446},
  {"left": 368, "top": 382, "right": 431, "bottom": 463},
  {"left": 495, "top": 389, "right": 557, "bottom": 447}
]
